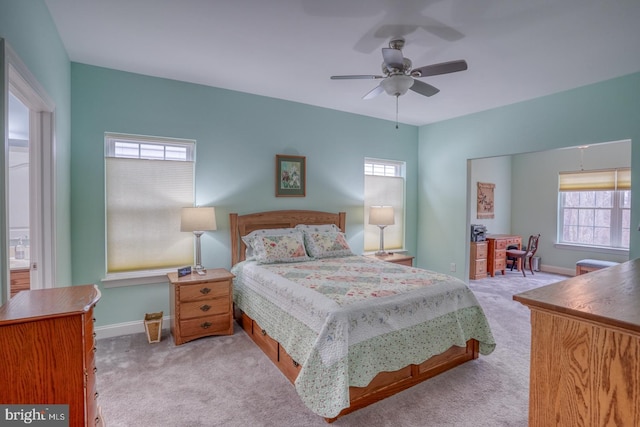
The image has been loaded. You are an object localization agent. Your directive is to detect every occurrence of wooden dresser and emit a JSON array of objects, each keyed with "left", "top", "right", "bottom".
[
  {"left": 486, "top": 234, "right": 521, "bottom": 276},
  {"left": 0, "top": 285, "right": 103, "bottom": 426},
  {"left": 168, "top": 268, "right": 234, "bottom": 345},
  {"left": 469, "top": 242, "right": 488, "bottom": 279},
  {"left": 514, "top": 260, "right": 640, "bottom": 426}
]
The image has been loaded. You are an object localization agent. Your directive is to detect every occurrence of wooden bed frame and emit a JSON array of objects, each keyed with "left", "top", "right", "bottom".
[{"left": 229, "top": 210, "right": 479, "bottom": 422}]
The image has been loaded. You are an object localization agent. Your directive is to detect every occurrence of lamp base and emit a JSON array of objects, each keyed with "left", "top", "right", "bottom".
[
  {"left": 194, "top": 265, "right": 206, "bottom": 275},
  {"left": 374, "top": 251, "right": 391, "bottom": 257}
]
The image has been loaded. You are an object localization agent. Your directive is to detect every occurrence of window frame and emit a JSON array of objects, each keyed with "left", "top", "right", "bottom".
[
  {"left": 557, "top": 168, "right": 630, "bottom": 252},
  {"left": 364, "top": 158, "right": 406, "bottom": 253},
  {"left": 102, "top": 133, "right": 196, "bottom": 287}
]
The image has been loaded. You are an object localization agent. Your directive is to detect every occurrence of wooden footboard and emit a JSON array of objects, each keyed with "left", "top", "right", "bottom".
[{"left": 235, "top": 307, "right": 479, "bottom": 422}]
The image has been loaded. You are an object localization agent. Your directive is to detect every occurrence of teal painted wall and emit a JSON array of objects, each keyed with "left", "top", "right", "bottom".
[
  {"left": 0, "top": 1, "right": 72, "bottom": 288},
  {"left": 418, "top": 72, "right": 640, "bottom": 278},
  {"left": 70, "top": 63, "right": 419, "bottom": 327}
]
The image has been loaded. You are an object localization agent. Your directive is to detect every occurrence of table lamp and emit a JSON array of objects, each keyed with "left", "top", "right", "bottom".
[
  {"left": 369, "top": 206, "right": 394, "bottom": 256},
  {"left": 181, "top": 207, "right": 217, "bottom": 275}
]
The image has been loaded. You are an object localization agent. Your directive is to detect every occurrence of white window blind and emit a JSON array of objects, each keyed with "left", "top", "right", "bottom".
[
  {"left": 105, "top": 133, "right": 195, "bottom": 273},
  {"left": 558, "top": 168, "right": 631, "bottom": 249},
  {"left": 364, "top": 159, "right": 405, "bottom": 252}
]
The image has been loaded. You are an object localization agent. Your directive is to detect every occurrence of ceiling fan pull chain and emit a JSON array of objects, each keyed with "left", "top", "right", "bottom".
[{"left": 395, "top": 95, "right": 399, "bottom": 129}]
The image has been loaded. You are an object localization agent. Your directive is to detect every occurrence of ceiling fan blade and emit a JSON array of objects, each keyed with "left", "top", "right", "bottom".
[
  {"left": 330, "top": 75, "right": 384, "bottom": 80},
  {"left": 411, "top": 60, "right": 468, "bottom": 77},
  {"left": 382, "top": 48, "right": 404, "bottom": 69},
  {"left": 410, "top": 80, "right": 440, "bottom": 97},
  {"left": 362, "top": 84, "right": 385, "bottom": 100}
]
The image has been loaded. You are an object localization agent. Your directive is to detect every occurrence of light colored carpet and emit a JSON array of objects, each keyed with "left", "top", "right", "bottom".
[{"left": 95, "top": 270, "right": 568, "bottom": 427}]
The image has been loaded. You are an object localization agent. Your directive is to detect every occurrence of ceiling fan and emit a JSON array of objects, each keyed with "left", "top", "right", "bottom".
[{"left": 330, "top": 37, "right": 468, "bottom": 101}]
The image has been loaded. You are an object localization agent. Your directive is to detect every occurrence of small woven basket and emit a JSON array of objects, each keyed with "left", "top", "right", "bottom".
[{"left": 144, "top": 311, "right": 163, "bottom": 343}]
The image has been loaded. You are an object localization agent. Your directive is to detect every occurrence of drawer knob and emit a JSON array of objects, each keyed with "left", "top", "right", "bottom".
[
  {"left": 261, "top": 329, "right": 267, "bottom": 336},
  {"left": 200, "top": 304, "right": 211, "bottom": 312},
  {"left": 201, "top": 322, "right": 212, "bottom": 329},
  {"left": 94, "top": 391, "right": 99, "bottom": 400},
  {"left": 95, "top": 417, "right": 100, "bottom": 425},
  {"left": 200, "top": 287, "right": 211, "bottom": 295},
  {"left": 293, "top": 360, "right": 300, "bottom": 367}
]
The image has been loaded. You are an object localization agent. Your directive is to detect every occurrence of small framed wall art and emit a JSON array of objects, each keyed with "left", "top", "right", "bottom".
[
  {"left": 276, "top": 154, "right": 306, "bottom": 197},
  {"left": 477, "top": 182, "right": 495, "bottom": 219}
]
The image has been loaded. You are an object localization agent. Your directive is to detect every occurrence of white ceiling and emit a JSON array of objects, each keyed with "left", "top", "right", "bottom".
[{"left": 44, "top": 0, "right": 640, "bottom": 126}]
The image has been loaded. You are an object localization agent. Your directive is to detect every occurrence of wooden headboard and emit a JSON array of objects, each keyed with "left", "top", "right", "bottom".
[{"left": 229, "top": 210, "right": 346, "bottom": 266}]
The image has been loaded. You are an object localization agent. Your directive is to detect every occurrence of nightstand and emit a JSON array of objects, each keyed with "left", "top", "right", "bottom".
[
  {"left": 366, "top": 253, "right": 415, "bottom": 267},
  {"left": 167, "top": 268, "right": 234, "bottom": 345}
]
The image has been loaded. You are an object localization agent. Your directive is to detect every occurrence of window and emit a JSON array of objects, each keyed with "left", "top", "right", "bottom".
[
  {"left": 105, "top": 133, "right": 195, "bottom": 275},
  {"left": 364, "top": 158, "right": 405, "bottom": 252},
  {"left": 558, "top": 168, "right": 630, "bottom": 250}
]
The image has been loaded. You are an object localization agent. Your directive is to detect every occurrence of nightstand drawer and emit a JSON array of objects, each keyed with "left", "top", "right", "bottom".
[
  {"left": 179, "top": 282, "right": 229, "bottom": 302},
  {"left": 180, "top": 314, "right": 231, "bottom": 337},
  {"left": 180, "top": 298, "right": 229, "bottom": 319}
]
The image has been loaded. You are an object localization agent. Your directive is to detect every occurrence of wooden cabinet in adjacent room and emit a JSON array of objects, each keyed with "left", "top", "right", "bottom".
[
  {"left": 469, "top": 242, "right": 488, "bottom": 279},
  {"left": 486, "top": 234, "right": 521, "bottom": 277},
  {"left": 0, "top": 285, "right": 104, "bottom": 426}
]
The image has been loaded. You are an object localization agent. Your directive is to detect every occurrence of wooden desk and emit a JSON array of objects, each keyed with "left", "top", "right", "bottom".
[
  {"left": 486, "top": 234, "right": 521, "bottom": 276},
  {"left": 513, "top": 259, "right": 640, "bottom": 426}
]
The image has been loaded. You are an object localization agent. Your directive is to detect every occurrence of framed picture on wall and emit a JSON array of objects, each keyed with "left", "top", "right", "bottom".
[
  {"left": 276, "top": 154, "right": 306, "bottom": 197},
  {"left": 477, "top": 182, "right": 495, "bottom": 219}
]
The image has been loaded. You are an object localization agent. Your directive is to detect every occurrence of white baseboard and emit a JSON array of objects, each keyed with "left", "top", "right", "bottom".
[
  {"left": 539, "top": 264, "right": 575, "bottom": 277},
  {"left": 95, "top": 315, "right": 170, "bottom": 340}
]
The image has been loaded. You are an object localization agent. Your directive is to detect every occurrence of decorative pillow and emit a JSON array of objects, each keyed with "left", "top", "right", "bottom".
[
  {"left": 244, "top": 231, "right": 309, "bottom": 264},
  {"left": 242, "top": 228, "right": 298, "bottom": 260},
  {"left": 303, "top": 231, "right": 353, "bottom": 259},
  {"left": 295, "top": 223, "right": 342, "bottom": 233}
]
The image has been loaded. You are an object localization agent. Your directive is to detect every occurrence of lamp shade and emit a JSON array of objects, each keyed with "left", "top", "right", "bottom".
[
  {"left": 181, "top": 207, "right": 217, "bottom": 232},
  {"left": 369, "top": 206, "right": 395, "bottom": 226}
]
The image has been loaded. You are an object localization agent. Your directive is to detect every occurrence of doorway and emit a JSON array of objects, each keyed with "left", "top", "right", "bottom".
[
  {"left": 7, "top": 92, "right": 30, "bottom": 296},
  {"left": 3, "top": 42, "right": 56, "bottom": 302}
]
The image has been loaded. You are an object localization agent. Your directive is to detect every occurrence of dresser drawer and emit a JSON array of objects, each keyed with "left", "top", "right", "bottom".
[
  {"left": 494, "top": 240, "right": 507, "bottom": 250},
  {"left": 179, "top": 282, "right": 229, "bottom": 302},
  {"left": 475, "top": 244, "right": 487, "bottom": 259},
  {"left": 180, "top": 298, "right": 229, "bottom": 319},
  {"left": 474, "top": 259, "right": 487, "bottom": 275},
  {"left": 180, "top": 314, "right": 231, "bottom": 337}
]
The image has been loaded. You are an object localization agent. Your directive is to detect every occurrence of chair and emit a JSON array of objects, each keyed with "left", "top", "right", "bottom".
[{"left": 506, "top": 234, "right": 540, "bottom": 277}]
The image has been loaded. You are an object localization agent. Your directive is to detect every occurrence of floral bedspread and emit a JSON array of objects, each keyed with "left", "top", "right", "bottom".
[{"left": 231, "top": 255, "right": 496, "bottom": 418}]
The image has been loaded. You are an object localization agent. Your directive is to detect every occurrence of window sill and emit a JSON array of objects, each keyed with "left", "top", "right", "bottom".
[
  {"left": 554, "top": 243, "right": 629, "bottom": 256},
  {"left": 101, "top": 268, "right": 176, "bottom": 288}
]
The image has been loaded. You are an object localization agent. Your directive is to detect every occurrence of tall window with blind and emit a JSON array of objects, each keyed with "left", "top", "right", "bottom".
[
  {"left": 364, "top": 158, "right": 406, "bottom": 252},
  {"left": 558, "top": 168, "right": 631, "bottom": 249},
  {"left": 105, "top": 133, "right": 196, "bottom": 275}
]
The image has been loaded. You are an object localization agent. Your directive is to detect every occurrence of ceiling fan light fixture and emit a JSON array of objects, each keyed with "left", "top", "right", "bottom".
[{"left": 381, "top": 75, "right": 414, "bottom": 97}]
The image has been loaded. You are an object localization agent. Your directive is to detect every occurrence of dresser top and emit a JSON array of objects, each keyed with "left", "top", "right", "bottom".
[
  {"left": 167, "top": 268, "right": 234, "bottom": 284},
  {"left": 514, "top": 259, "right": 640, "bottom": 334},
  {"left": 0, "top": 284, "right": 101, "bottom": 325}
]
